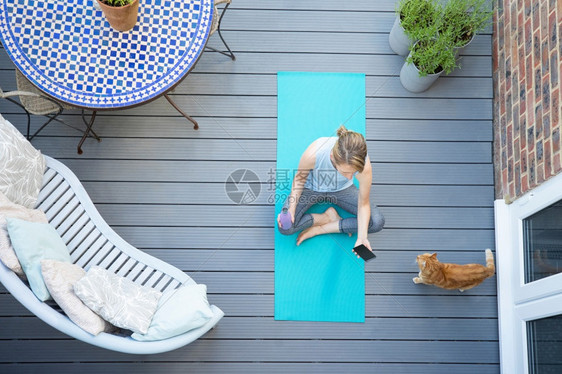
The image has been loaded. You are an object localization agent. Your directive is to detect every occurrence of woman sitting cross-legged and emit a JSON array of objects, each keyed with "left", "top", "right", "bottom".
[{"left": 277, "top": 125, "right": 385, "bottom": 254}]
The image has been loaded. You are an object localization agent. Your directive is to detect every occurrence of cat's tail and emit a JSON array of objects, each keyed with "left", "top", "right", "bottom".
[{"left": 484, "top": 249, "right": 495, "bottom": 276}]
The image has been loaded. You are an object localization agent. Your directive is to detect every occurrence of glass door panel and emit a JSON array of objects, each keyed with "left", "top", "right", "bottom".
[
  {"left": 522, "top": 200, "right": 562, "bottom": 283},
  {"left": 527, "top": 314, "right": 562, "bottom": 374}
]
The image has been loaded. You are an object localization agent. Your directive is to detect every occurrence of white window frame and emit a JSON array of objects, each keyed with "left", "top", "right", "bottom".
[{"left": 495, "top": 171, "right": 562, "bottom": 374}]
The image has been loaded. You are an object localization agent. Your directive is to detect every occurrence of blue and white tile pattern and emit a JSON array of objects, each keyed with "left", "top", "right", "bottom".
[{"left": 0, "top": 0, "right": 212, "bottom": 108}]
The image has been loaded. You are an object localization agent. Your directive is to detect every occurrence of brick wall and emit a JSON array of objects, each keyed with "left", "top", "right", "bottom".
[{"left": 493, "top": 0, "right": 562, "bottom": 201}]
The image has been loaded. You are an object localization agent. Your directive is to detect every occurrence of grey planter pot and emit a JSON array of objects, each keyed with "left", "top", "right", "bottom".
[
  {"left": 389, "top": 15, "right": 414, "bottom": 56},
  {"left": 454, "top": 33, "right": 475, "bottom": 58},
  {"left": 400, "top": 56, "right": 443, "bottom": 93}
]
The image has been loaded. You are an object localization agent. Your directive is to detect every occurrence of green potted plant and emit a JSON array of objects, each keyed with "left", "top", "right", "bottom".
[
  {"left": 97, "top": 0, "right": 140, "bottom": 32},
  {"left": 389, "top": 0, "right": 440, "bottom": 56},
  {"left": 399, "top": 30, "right": 458, "bottom": 93},
  {"left": 442, "top": 0, "right": 493, "bottom": 54}
]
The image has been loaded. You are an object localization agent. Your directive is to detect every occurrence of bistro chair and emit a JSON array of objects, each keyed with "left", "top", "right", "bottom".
[
  {"left": 8, "top": 69, "right": 101, "bottom": 142},
  {"left": 206, "top": 0, "right": 235, "bottom": 60}
]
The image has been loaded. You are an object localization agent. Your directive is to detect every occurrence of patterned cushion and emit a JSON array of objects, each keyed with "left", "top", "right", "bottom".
[
  {"left": 73, "top": 267, "right": 162, "bottom": 335},
  {"left": 41, "top": 260, "right": 113, "bottom": 336},
  {"left": 0, "top": 113, "right": 46, "bottom": 208},
  {"left": 0, "top": 191, "right": 48, "bottom": 277}
]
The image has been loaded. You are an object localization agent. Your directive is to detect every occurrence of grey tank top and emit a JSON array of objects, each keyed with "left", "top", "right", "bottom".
[{"left": 304, "top": 137, "right": 355, "bottom": 192}]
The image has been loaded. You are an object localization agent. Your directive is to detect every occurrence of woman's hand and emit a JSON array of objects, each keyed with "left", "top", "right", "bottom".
[
  {"left": 277, "top": 206, "right": 296, "bottom": 228},
  {"left": 352, "top": 237, "right": 373, "bottom": 259}
]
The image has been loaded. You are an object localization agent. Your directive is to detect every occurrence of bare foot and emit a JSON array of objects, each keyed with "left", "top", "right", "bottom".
[
  {"left": 311, "top": 207, "right": 342, "bottom": 227},
  {"left": 324, "top": 207, "right": 341, "bottom": 223},
  {"left": 297, "top": 226, "right": 321, "bottom": 246}
]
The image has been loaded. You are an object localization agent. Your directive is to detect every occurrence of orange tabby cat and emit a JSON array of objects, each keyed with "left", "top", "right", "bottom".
[{"left": 413, "top": 249, "right": 495, "bottom": 291}]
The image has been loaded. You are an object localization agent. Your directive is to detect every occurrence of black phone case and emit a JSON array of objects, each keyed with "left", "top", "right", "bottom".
[{"left": 353, "top": 244, "right": 376, "bottom": 261}]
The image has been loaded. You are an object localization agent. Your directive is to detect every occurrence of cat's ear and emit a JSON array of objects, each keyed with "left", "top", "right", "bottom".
[{"left": 430, "top": 253, "right": 437, "bottom": 259}]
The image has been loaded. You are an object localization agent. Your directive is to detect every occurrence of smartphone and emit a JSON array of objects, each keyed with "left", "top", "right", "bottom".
[{"left": 353, "top": 244, "right": 376, "bottom": 262}]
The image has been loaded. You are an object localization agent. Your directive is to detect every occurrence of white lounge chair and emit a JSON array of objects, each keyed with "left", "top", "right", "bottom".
[{"left": 0, "top": 155, "right": 224, "bottom": 354}]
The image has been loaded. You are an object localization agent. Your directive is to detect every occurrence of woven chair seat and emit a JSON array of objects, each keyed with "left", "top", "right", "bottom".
[{"left": 15, "top": 69, "right": 75, "bottom": 115}]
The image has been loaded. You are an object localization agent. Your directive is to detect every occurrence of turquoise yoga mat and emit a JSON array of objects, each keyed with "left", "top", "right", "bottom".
[{"left": 275, "top": 71, "right": 366, "bottom": 322}]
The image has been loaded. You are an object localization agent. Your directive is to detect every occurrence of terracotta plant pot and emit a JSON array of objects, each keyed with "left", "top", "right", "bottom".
[{"left": 97, "top": 0, "right": 139, "bottom": 32}]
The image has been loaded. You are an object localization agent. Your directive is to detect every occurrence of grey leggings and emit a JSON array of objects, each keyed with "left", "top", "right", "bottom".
[{"left": 278, "top": 185, "right": 385, "bottom": 236}]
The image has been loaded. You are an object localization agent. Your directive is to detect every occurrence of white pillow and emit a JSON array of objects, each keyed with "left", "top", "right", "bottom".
[
  {"left": 41, "top": 260, "right": 113, "bottom": 336},
  {"left": 73, "top": 266, "right": 162, "bottom": 335},
  {"left": 131, "top": 284, "right": 214, "bottom": 341},
  {"left": 0, "top": 113, "right": 46, "bottom": 208},
  {"left": 7, "top": 217, "right": 72, "bottom": 301},
  {"left": 0, "top": 191, "right": 48, "bottom": 277}
]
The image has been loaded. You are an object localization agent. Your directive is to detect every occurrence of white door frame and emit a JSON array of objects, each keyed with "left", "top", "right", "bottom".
[{"left": 495, "top": 172, "right": 562, "bottom": 373}]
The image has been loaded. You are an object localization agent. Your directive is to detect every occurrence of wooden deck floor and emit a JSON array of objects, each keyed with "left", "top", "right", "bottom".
[{"left": 0, "top": 0, "right": 498, "bottom": 372}]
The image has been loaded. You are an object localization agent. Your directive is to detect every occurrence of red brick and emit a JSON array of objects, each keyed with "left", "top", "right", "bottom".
[
  {"left": 545, "top": 139, "right": 552, "bottom": 176},
  {"left": 518, "top": 12, "right": 524, "bottom": 48},
  {"left": 541, "top": 1, "right": 548, "bottom": 38},
  {"left": 527, "top": 94, "right": 535, "bottom": 124},
  {"left": 552, "top": 88, "right": 559, "bottom": 126},
  {"left": 553, "top": 127, "right": 561, "bottom": 153},
  {"left": 514, "top": 138, "right": 521, "bottom": 162},
  {"left": 554, "top": 153, "right": 562, "bottom": 174},
  {"left": 529, "top": 151, "right": 536, "bottom": 185},
  {"left": 525, "top": 19, "right": 533, "bottom": 56},
  {"left": 542, "top": 76, "right": 550, "bottom": 111},
  {"left": 513, "top": 103, "right": 520, "bottom": 132},
  {"left": 509, "top": 181, "right": 516, "bottom": 198},
  {"left": 520, "top": 115, "right": 527, "bottom": 149},
  {"left": 526, "top": 55, "right": 533, "bottom": 90},
  {"left": 534, "top": 68, "right": 542, "bottom": 102},
  {"left": 537, "top": 163, "right": 545, "bottom": 183},
  {"left": 532, "top": 2, "right": 540, "bottom": 31},
  {"left": 551, "top": 53, "right": 559, "bottom": 88},
  {"left": 515, "top": 161, "right": 522, "bottom": 196},
  {"left": 542, "top": 40, "right": 550, "bottom": 75},
  {"left": 535, "top": 104, "right": 543, "bottom": 137},
  {"left": 502, "top": 168, "right": 509, "bottom": 195},
  {"left": 507, "top": 92, "right": 513, "bottom": 123},
  {"left": 544, "top": 112, "right": 551, "bottom": 138},
  {"left": 533, "top": 34, "right": 541, "bottom": 67},
  {"left": 506, "top": 57, "right": 512, "bottom": 92},
  {"left": 549, "top": 10, "right": 558, "bottom": 49},
  {"left": 522, "top": 173, "right": 529, "bottom": 193},
  {"left": 508, "top": 124, "right": 513, "bottom": 160},
  {"left": 500, "top": 82, "right": 506, "bottom": 115}
]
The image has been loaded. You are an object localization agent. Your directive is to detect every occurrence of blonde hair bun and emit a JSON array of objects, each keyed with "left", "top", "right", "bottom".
[
  {"left": 336, "top": 125, "right": 349, "bottom": 137},
  {"left": 333, "top": 125, "right": 367, "bottom": 172}
]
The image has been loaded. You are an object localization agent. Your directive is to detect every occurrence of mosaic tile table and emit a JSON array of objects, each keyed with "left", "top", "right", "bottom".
[{"left": 0, "top": 0, "right": 213, "bottom": 153}]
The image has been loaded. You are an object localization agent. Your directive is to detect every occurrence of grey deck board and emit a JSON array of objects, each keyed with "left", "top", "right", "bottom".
[
  {"left": 205, "top": 31, "right": 492, "bottom": 56},
  {"left": 0, "top": 363, "right": 500, "bottom": 374},
  {"left": 82, "top": 182, "right": 493, "bottom": 206},
  {"left": 0, "top": 0, "right": 496, "bottom": 370},
  {"left": 0, "top": 340, "right": 499, "bottom": 363},
  {"left": 27, "top": 138, "right": 492, "bottom": 163},
  {"left": 33, "top": 159, "right": 492, "bottom": 185},
  {"left": 0, "top": 70, "right": 493, "bottom": 98},
  {"left": 0, "top": 51, "right": 492, "bottom": 77},
  {"left": 103, "top": 227, "right": 494, "bottom": 251},
  {"left": 0, "top": 315, "right": 498, "bottom": 340},
  {"left": 0, "top": 115, "right": 493, "bottom": 141},
  {"left": 93, "top": 204, "right": 493, "bottom": 229}
]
